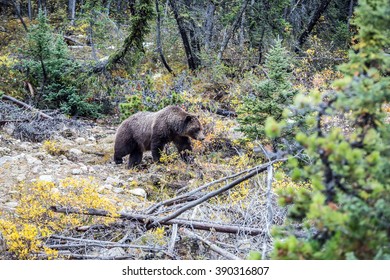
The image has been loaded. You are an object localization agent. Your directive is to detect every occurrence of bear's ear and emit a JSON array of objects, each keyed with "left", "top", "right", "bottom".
[{"left": 185, "top": 115, "right": 192, "bottom": 123}]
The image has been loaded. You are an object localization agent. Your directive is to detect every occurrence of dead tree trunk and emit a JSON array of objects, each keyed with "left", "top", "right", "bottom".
[
  {"left": 155, "top": 0, "right": 174, "bottom": 74},
  {"left": 68, "top": 0, "right": 76, "bottom": 25},
  {"left": 296, "top": 0, "right": 332, "bottom": 51},
  {"left": 217, "top": 0, "right": 250, "bottom": 60},
  {"left": 168, "top": 0, "right": 200, "bottom": 70},
  {"left": 204, "top": 1, "right": 216, "bottom": 51}
]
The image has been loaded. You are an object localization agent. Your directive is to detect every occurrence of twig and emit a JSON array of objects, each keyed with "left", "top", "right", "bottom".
[
  {"left": 181, "top": 229, "right": 241, "bottom": 260},
  {"left": 1, "top": 94, "right": 53, "bottom": 120},
  {"left": 49, "top": 206, "right": 266, "bottom": 236},
  {"left": 153, "top": 158, "right": 287, "bottom": 226}
]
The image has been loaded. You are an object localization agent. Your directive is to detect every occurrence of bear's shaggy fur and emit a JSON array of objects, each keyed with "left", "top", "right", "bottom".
[{"left": 114, "top": 105, "right": 205, "bottom": 168}]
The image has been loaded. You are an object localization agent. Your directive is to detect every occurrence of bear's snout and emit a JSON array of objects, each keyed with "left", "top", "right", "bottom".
[{"left": 197, "top": 132, "right": 205, "bottom": 141}]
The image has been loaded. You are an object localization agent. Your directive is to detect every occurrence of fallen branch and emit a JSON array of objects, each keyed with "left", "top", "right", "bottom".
[
  {"left": 153, "top": 158, "right": 287, "bottom": 226},
  {"left": 168, "top": 224, "right": 178, "bottom": 255},
  {"left": 1, "top": 94, "right": 53, "bottom": 120},
  {"left": 182, "top": 228, "right": 241, "bottom": 260},
  {"left": 63, "top": 35, "right": 85, "bottom": 46},
  {"left": 49, "top": 206, "right": 266, "bottom": 236},
  {"left": 201, "top": 105, "right": 237, "bottom": 117},
  {"left": 145, "top": 164, "right": 269, "bottom": 214},
  {"left": 48, "top": 235, "right": 164, "bottom": 251}
]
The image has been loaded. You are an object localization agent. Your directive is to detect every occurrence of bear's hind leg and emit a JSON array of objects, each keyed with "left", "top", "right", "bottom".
[{"left": 128, "top": 150, "right": 143, "bottom": 168}]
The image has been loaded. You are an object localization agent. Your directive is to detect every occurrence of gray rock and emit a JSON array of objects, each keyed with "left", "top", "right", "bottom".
[
  {"left": 20, "top": 142, "right": 31, "bottom": 151},
  {"left": 75, "top": 137, "right": 86, "bottom": 144},
  {"left": 113, "top": 187, "right": 124, "bottom": 194},
  {"left": 32, "top": 166, "right": 42, "bottom": 174},
  {"left": 25, "top": 155, "right": 42, "bottom": 165},
  {"left": 0, "top": 156, "right": 12, "bottom": 166},
  {"left": 39, "top": 175, "right": 55, "bottom": 183},
  {"left": 128, "top": 188, "right": 147, "bottom": 198},
  {"left": 0, "top": 147, "right": 11, "bottom": 156},
  {"left": 69, "top": 148, "right": 83, "bottom": 156},
  {"left": 16, "top": 174, "right": 26, "bottom": 182},
  {"left": 4, "top": 201, "right": 18, "bottom": 208},
  {"left": 105, "top": 176, "right": 123, "bottom": 186},
  {"left": 71, "top": 169, "right": 82, "bottom": 175},
  {"left": 101, "top": 247, "right": 126, "bottom": 258}
]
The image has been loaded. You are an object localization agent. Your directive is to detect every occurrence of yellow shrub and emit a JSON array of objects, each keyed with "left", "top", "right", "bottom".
[
  {"left": 42, "top": 140, "right": 66, "bottom": 156},
  {"left": 0, "top": 178, "right": 119, "bottom": 259}
]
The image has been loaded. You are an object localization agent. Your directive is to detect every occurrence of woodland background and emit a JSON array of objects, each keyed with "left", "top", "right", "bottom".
[{"left": 0, "top": 0, "right": 389, "bottom": 260}]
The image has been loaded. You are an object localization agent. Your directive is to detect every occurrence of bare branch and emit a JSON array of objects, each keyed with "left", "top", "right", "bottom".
[
  {"left": 153, "top": 158, "right": 287, "bottom": 225},
  {"left": 49, "top": 206, "right": 267, "bottom": 236},
  {"left": 181, "top": 228, "right": 241, "bottom": 260}
]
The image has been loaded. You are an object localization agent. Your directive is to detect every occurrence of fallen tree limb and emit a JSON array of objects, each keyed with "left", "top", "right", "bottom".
[
  {"left": 153, "top": 158, "right": 287, "bottom": 226},
  {"left": 181, "top": 228, "right": 241, "bottom": 260},
  {"left": 49, "top": 206, "right": 266, "bottom": 236},
  {"left": 48, "top": 235, "right": 164, "bottom": 251},
  {"left": 145, "top": 164, "right": 268, "bottom": 214},
  {"left": 63, "top": 35, "right": 85, "bottom": 46},
  {"left": 1, "top": 94, "right": 53, "bottom": 120},
  {"left": 201, "top": 105, "right": 237, "bottom": 117}
]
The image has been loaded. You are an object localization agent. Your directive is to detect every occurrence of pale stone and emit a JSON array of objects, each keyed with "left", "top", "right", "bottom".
[
  {"left": 113, "top": 187, "right": 124, "bottom": 194},
  {"left": 16, "top": 174, "right": 26, "bottom": 182},
  {"left": 105, "top": 176, "right": 123, "bottom": 186},
  {"left": 128, "top": 188, "right": 147, "bottom": 198},
  {"left": 25, "top": 155, "right": 42, "bottom": 165},
  {"left": 39, "top": 175, "right": 55, "bottom": 183},
  {"left": 5, "top": 201, "right": 18, "bottom": 208},
  {"left": 0, "top": 156, "right": 12, "bottom": 166},
  {"left": 71, "top": 169, "right": 82, "bottom": 175},
  {"left": 69, "top": 148, "right": 83, "bottom": 156},
  {"left": 75, "top": 137, "right": 86, "bottom": 144}
]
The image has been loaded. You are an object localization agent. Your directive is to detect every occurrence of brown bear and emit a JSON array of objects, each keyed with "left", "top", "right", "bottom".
[{"left": 114, "top": 105, "right": 205, "bottom": 168}]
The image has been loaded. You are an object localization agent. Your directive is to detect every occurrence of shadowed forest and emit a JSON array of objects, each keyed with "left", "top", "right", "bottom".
[{"left": 0, "top": 0, "right": 389, "bottom": 260}]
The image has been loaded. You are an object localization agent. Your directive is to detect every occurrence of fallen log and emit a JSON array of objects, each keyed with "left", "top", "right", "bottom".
[
  {"left": 49, "top": 206, "right": 267, "bottom": 236},
  {"left": 1, "top": 94, "right": 53, "bottom": 120}
]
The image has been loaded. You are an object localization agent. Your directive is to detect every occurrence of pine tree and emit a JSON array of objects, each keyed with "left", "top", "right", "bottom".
[
  {"left": 237, "top": 39, "right": 297, "bottom": 144},
  {"left": 24, "top": 10, "right": 100, "bottom": 117}
]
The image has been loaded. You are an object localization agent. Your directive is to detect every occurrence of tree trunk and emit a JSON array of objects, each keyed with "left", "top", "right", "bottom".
[
  {"left": 204, "top": 1, "right": 215, "bottom": 51},
  {"left": 296, "top": 0, "right": 332, "bottom": 51},
  {"left": 168, "top": 0, "right": 200, "bottom": 70},
  {"left": 68, "top": 0, "right": 76, "bottom": 25},
  {"left": 217, "top": 0, "right": 250, "bottom": 60},
  {"left": 346, "top": 0, "right": 354, "bottom": 31},
  {"left": 155, "top": 0, "right": 174, "bottom": 74},
  {"left": 106, "top": 0, "right": 112, "bottom": 15},
  {"left": 11, "top": 0, "right": 28, "bottom": 32},
  {"left": 239, "top": 9, "right": 245, "bottom": 51},
  {"left": 28, "top": 0, "right": 32, "bottom": 20}
]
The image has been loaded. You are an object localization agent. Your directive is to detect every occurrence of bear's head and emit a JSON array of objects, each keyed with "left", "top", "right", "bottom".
[{"left": 183, "top": 115, "right": 205, "bottom": 141}]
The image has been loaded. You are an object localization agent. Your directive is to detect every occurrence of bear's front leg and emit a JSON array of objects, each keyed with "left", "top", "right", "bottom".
[
  {"left": 128, "top": 150, "right": 143, "bottom": 168},
  {"left": 174, "top": 136, "right": 194, "bottom": 163},
  {"left": 151, "top": 138, "right": 166, "bottom": 163}
]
